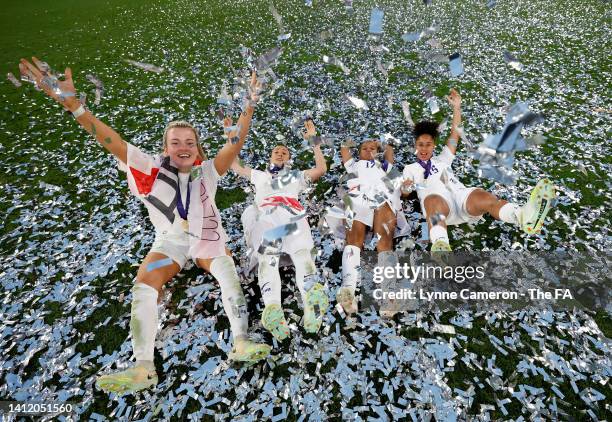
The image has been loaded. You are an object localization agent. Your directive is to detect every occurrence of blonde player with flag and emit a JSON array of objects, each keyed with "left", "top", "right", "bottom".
[{"left": 18, "top": 57, "right": 271, "bottom": 394}]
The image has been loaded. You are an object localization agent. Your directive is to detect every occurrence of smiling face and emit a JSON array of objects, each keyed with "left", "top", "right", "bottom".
[
  {"left": 358, "top": 141, "right": 379, "bottom": 160},
  {"left": 164, "top": 127, "right": 200, "bottom": 172},
  {"left": 270, "top": 145, "right": 291, "bottom": 167},
  {"left": 415, "top": 134, "right": 435, "bottom": 161}
]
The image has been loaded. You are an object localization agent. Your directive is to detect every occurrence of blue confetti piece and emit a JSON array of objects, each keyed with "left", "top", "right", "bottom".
[
  {"left": 449, "top": 53, "right": 464, "bottom": 77},
  {"left": 146, "top": 257, "right": 174, "bottom": 272},
  {"left": 368, "top": 8, "right": 384, "bottom": 35}
]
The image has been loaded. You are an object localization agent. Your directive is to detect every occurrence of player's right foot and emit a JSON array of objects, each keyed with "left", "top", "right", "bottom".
[
  {"left": 431, "top": 239, "right": 452, "bottom": 252},
  {"left": 96, "top": 366, "right": 158, "bottom": 394},
  {"left": 336, "top": 287, "right": 358, "bottom": 315},
  {"left": 303, "top": 282, "right": 329, "bottom": 333},
  {"left": 519, "top": 178, "right": 555, "bottom": 234},
  {"left": 228, "top": 339, "right": 271, "bottom": 363},
  {"left": 261, "top": 304, "right": 290, "bottom": 341}
]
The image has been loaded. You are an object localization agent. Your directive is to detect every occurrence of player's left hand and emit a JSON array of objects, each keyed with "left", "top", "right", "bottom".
[
  {"left": 303, "top": 119, "right": 316, "bottom": 140},
  {"left": 447, "top": 88, "right": 461, "bottom": 109}
]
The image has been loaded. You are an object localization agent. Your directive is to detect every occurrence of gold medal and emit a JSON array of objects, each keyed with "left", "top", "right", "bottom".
[{"left": 182, "top": 219, "right": 189, "bottom": 232}]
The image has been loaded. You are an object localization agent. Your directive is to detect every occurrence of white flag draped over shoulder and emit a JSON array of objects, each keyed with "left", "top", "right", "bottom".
[{"left": 118, "top": 144, "right": 227, "bottom": 260}]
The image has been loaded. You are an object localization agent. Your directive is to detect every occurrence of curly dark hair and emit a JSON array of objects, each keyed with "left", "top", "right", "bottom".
[{"left": 413, "top": 121, "right": 439, "bottom": 140}]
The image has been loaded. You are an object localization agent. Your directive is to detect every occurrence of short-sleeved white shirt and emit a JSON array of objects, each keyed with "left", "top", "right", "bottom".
[
  {"left": 119, "top": 144, "right": 220, "bottom": 233},
  {"left": 343, "top": 158, "right": 401, "bottom": 211},
  {"left": 251, "top": 168, "right": 309, "bottom": 210},
  {"left": 402, "top": 146, "right": 466, "bottom": 201}
]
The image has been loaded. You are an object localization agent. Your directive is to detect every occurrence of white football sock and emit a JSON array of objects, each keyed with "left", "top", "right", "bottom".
[
  {"left": 209, "top": 255, "right": 248, "bottom": 340},
  {"left": 430, "top": 225, "right": 450, "bottom": 244},
  {"left": 131, "top": 282, "right": 158, "bottom": 369},
  {"left": 498, "top": 203, "right": 520, "bottom": 225},
  {"left": 257, "top": 253, "right": 282, "bottom": 307},
  {"left": 341, "top": 245, "right": 361, "bottom": 293},
  {"left": 290, "top": 249, "right": 318, "bottom": 304}
]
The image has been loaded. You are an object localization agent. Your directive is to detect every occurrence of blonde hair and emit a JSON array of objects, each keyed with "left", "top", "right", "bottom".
[{"left": 162, "top": 120, "right": 207, "bottom": 160}]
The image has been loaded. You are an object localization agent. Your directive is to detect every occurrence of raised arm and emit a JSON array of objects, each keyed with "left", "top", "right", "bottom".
[
  {"left": 20, "top": 57, "right": 128, "bottom": 163},
  {"left": 213, "top": 71, "right": 260, "bottom": 176},
  {"left": 340, "top": 139, "right": 355, "bottom": 164},
  {"left": 383, "top": 143, "right": 394, "bottom": 164},
  {"left": 231, "top": 157, "right": 252, "bottom": 179},
  {"left": 446, "top": 88, "right": 462, "bottom": 155},
  {"left": 304, "top": 144, "right": 327, "bottom": 182},
  {"left": 302, "top": 119, "right": 327, "bottom": 182}
]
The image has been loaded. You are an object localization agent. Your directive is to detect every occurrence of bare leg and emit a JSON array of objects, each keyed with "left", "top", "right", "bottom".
[
  {"left": 423, "top": 194, "right": 451, "bottom": 230},
  {"left": 136, "top": 252, "right": 181, "bottom": 296},
  {"left": 372, "top": 203, "right": 401, "bottom": 317},
  {"left": 345, "top": 220, "right": 367, "bottom": 249},
  {"left": 372, "top": 203, "right": 397, "bottom": 252},
  {"left": 96, "top": 251, "right": 181, "bottom": 392},
  {"left": 132, "top": 252, "right": 181, "bottom": 364},
  {"left": 465, "top": 188, "right": 508, "bottom": 220}
]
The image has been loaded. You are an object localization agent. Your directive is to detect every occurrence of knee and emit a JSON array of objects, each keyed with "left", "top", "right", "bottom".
[
  {"left": 346, "top": 227, "right": 365, "bottom": 246},
  {"left": 131, "top": 280, "right": 160, "bottom": 304},
  {"left": 377, "top": 237, "right": 393, "bottom": 251},
  {"left": 470, "top": 189, "right": 498, "bottom": 210},
  {"left": 424, "top": 195, "right": 445, "bottom": 211},
  {"left": 135, "top": 270, "right": 164, "bottom": 290}
]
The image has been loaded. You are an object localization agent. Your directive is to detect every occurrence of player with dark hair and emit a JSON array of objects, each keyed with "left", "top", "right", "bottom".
[{"left": 402, "top": 89, "right": 555, "bottom": 251}]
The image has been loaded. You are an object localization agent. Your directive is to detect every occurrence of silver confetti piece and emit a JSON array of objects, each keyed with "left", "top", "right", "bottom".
[
  {"left": 401, "top": 31, "right": 422, "bottom": 42},
  {"left": 124, "top": 59, "right": 164, "bottom": 73},
  {"left": 400, "top": 100, "right": 415, "bottom": 126},
  {"left": 503, "top": 51, "right": 524, "bottom": 71},
  {"left": 430, "top": 212, "right": 446, "bottom": 226},
  {"left": 217, "top": 82, "right": 232, "bottom": 106},
  {"left": 7, "top": 72, "right": 21, "bottom": 87},
  {"left": 85, "top": 74, "right": 103, "bottom": 105},
  {"left": 368, "top": 8, "right": 384, "bottom": 35},
  {"left": 346, "top": 95, "right": 368, "bottom": 110},
  {"left": 322, "top": 55, "right": 350, "bottom": 75},
  {"left": 427, "top": 96, "right": 440, "bottom": 114},
  {"left": 426, "top": 38, "right": 442, "bottom": 48},
  {"left": 449, "top": 52, "right": 464, "bottom": 77},
  {"left": 255, "top": 47, "right": 283, "bottom": 71}
]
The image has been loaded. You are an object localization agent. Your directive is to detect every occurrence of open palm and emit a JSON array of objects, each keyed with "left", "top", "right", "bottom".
[{"left": 19, "top": 57, "right": 77, "bottom": 108}]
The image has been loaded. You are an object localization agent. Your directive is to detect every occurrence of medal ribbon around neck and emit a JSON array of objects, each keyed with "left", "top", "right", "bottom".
[{"left": 176, "top": 176, "right": 191, "bottom": 221}]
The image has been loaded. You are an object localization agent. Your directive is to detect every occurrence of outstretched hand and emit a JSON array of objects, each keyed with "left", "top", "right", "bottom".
[
  {"left": 303, "top": 119, "right": 316, "bottom": 140},
  {"left": 19, "top": 57, "right": 78, "bottom": 110},
  {"left": 447, "top": 88, "right": 461, "bottom": 109},
  {"left": 248, "top": 70, "right": 263, "bottom": 103}
]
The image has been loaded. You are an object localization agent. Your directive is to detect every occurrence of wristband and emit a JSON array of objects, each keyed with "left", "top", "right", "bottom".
[{"left": 71, "top": 105, "right": 86, "bottom": 119}]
